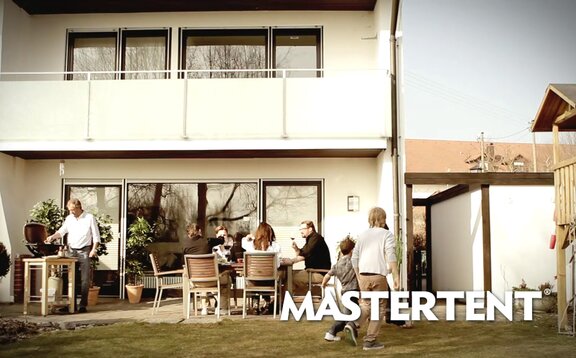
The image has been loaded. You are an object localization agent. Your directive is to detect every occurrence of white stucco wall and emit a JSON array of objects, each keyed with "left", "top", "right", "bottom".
[
  {"left": 0, "top": 152, "right": 28, "bottom": 301},
  {"left": 430, "top": 185, "right": 556, "bottom": 299},
  {"left": 0, "top": 153, "right": 394, "bottom": 301},
  {"left": 431, "top": 189, "right": 481, "bottom": 293},
  {"left": 490, "top": 185, "right": 556, "bottom": 299},
  {"left": 1, "top": 7, "right": 381, "bottom": 73}
]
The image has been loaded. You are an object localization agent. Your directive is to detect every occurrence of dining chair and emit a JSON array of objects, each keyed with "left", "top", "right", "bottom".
[
  {"left": 306, "top": 268, "right": 335, "bottom": 303},
  {"left": 184, "top": 253, "right": 230, "bottom": 319},
  {"left": 149, "top": 253, "right": 184, "bottom": 315},
  {"left": 242, "top": 252, "right": 281, "bottom": 319}
]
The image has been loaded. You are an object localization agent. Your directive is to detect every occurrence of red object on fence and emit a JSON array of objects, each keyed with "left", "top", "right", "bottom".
[{"left": 549, "top": 234, "right": 556, "bottom": 250}]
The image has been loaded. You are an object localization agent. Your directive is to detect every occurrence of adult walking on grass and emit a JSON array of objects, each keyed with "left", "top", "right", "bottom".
[{"left": 344, "top": 207, "right": 399, "bottom": 351}]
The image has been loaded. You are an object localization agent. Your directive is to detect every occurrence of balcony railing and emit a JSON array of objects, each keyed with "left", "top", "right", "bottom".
[{"left": 0, "top": 69, "right": 390, "bottom": 142}]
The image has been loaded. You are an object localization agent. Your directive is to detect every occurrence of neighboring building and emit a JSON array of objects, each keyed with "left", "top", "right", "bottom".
[
  {"left": 406, "top": 139, "right": 554, "bottom": 173},
  {"left": 0, "top": 1, "right": 400, "bottom": 301}
]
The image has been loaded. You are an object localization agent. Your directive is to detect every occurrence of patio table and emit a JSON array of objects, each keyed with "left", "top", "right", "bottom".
[{"left": 23, "top": 256, "right": 77, "bottom": 316}]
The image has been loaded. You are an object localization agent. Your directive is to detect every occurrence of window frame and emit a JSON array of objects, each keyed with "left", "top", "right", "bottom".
[
  {"left": 120, "top": 28, "right": 171, "bottom": 80},
  {"left": 66, "top": 31, "right": 119, "bottom": 80}
]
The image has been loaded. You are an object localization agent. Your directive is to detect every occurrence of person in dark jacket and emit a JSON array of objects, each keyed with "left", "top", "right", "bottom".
[
  {"left": 289, "top": 220, "right": 331, "bottom": 295},
  {"left": 182, "top": 223, "right": 228, "bottom": 315}
]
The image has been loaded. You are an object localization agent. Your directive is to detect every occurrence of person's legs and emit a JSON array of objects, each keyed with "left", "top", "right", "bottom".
[
  {"left": 70, "top": 247, "right": 91, "bottom": 312},
  {"left": 292, "top": 270, "right": 308, "bottom": 294},
  {"left": 219, "top": 273, "right": 230, "bottom": 310},
  {"left": 293, "top": 270, "right": 324, "bottom": 296},
  {"left": 364, "top": 275, "right": 388, "bottom": 343},
  {"left": 332, "top": 296, "right": 358, "bottom": 334}
]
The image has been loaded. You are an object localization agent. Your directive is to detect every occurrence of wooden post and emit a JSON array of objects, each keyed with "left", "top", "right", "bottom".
[
  {"left": 556, "top": 224, "right": 567, "bottom": 330},
  {"left": 481, "top": 185, "right": 492, "bottom": 291}
]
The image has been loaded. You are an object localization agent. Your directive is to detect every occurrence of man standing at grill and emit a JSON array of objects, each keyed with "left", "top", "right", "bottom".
[{"left": 46, "top": 198, "right": 100, "bottom": 313}]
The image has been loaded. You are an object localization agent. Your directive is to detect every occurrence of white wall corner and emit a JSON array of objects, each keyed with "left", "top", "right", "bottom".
[{"left": 0, "top": 192, "right": 13, "bottom": 303}]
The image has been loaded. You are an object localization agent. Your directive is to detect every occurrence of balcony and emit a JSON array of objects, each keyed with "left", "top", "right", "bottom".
[{"left": 0, "top": 69, "right": 390, "bottom": 156}]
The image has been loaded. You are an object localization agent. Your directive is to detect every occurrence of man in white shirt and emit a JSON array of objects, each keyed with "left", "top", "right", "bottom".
[
  {"left": 46, "top": 198, "right": 100, "bottom": 313},
  {"left": 344, "top": 207, "right": 399, "bottom": 351}
]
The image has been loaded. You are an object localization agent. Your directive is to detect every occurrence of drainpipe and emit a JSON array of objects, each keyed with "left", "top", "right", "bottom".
[{"left": 390, "top": 0, "right": 402, "bottom": 269}]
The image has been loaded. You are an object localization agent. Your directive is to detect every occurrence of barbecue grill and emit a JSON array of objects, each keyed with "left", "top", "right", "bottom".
[{"left": 23, "top": 222, "right": 62, "bottom": 257}]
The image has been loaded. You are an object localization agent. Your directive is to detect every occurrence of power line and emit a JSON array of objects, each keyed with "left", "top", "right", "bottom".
[{"left": 404, "top": 71, "right": 530, "bottom": 126}]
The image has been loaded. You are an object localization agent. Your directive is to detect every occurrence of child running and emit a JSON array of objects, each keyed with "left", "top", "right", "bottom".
[{"left": 322, "top": 236, "right": 359, "bottom": 342}]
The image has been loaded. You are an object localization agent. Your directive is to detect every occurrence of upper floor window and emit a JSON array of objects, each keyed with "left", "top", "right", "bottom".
[
  {"left": 181, "top": 29, "right": 267, "bottom": 79},
  {"left": 273, "top": 28, "right": 322, "bottom": 78},
  {"left": 67, "top": 32, "right": 117, "bottom": 80},
  {"left": 180, "top": 27, "right": 322, "bottom": 78},
  {"left": 66, "top": 29, "right": 170, "bottom": 80}
]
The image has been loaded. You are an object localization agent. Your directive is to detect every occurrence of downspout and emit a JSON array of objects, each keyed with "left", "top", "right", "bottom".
[{"left": 390, "top": 0, "right": 402, "bottom": 268}]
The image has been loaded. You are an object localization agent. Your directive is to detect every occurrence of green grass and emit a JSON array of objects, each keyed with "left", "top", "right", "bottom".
[{"left": 1, "top": 314, "right": 574, "bottom": 357}]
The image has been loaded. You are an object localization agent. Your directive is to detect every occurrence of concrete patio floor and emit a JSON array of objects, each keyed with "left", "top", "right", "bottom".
[{"left": 0, "top": 297, "right": 258, "bottom": 329}]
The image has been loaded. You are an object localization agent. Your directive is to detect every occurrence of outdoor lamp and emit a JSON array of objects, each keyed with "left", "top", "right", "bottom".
[{"left": 347, "top": 196, "right": 359, "bottom": 212}]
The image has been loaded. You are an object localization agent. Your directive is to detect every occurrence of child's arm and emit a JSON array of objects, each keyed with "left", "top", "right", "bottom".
[{"left": 321, "top": 273, "right": 332, "bottom": 288}]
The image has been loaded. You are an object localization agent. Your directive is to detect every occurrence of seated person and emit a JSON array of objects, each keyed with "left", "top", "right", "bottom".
[
  {"left": 213, "top": 225, "right": 235, "bottom": 261},
  {"left": 241, "top": 222, "right": 282, "bottom": 314},
  {"left": 287, "top": 220, "right": 331, "bottom": 295},
  {"left": 182, "top": 223, "right": 229, "bottom": 315}
]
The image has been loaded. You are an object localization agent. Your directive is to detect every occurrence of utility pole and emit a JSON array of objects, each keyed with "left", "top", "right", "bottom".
[{"left": 480, "top": 132, "right": 485, "bottom": 172}]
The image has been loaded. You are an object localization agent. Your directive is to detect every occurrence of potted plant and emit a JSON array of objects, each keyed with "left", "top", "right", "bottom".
[
  {"left": 87, "top": 214, "right": 114, "bottom": 306},
  {"left": 26, "top": 199, "right": 66, "bottom": 256},
  {"left": 513, "top": 279, "right": 557, "bottom": 313},
  {"left": 125, "top": 217, "right": 154, "bottom": 303},
  {"left": 0, "top": 242, "right": 10, "bottom": 281}
]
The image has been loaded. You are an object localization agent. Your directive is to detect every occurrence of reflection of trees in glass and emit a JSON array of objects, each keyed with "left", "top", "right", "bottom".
[
  {"left": 124, "top": 36, "right": 167, "bottom": 79},
  {"left": 127, "top": 183, "right": 257, "bottom": 242},
  {"left": 184, "top": 32, "right": 267, "bottom": 79},
  {"left": 265, "top": 185, "right": 318, "bottom": 226},
  {"left": 69, "top": 31, "right": 168, "bottom": 80},
  {"left": 72, "top": 37, "right": 116, "bottom": 80},
  {"left": 186, "top": 44, "right": 266, "bottom": 78}
]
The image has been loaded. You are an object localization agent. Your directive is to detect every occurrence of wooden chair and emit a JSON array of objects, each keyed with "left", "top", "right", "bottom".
[
  {"left": 184, "top": 253, "right": 230, "bottom": 319},
  {"left": 306, "top": 268, "right": 334, "bottom": 303},
  {"left": 149, "top": 253, "right": 184, "bottom": 314},
  {"left": 242, "top": 252, "right": 281, "bottom": 319}
]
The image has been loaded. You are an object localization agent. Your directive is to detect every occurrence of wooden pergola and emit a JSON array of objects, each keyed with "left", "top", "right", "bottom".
[
  {"left": 405, "top": 172, "right": 554, "bottom": 295},
  {"left": 531, "top": 83, "right": 576, "bottom": 332}
]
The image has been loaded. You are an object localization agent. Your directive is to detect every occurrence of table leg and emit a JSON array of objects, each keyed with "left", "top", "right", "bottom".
[
  {"left": 68, "top": 262, "right": 75, "bottom": 313},
  {"left": 287, "top": 265, "right": 293, "bottom": 294},
  {"left": 41, "top": 262, "right": 48, "bottom": 316},
  {"left": 23, "top": 262, "right": 30, "bottom": 315},
  {"left": 182, "top": 274, "right": 189, "bottom": 318}
]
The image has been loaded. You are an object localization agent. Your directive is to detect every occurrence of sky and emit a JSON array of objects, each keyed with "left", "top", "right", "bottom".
[{"left": 401, "top": 0, "right": 576, "bottom": 144}]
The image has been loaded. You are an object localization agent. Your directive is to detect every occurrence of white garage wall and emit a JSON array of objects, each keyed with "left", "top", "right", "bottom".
[{"left": 490, "top": 185, "right": 556, "bottom": 299}]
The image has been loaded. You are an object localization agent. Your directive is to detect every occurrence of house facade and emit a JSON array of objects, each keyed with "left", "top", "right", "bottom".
[{"left": 0, "top": 0, "right": 400, "bottom": 301}]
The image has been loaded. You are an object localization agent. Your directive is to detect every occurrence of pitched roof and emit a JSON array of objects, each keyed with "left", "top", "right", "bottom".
[
  {"left": 531, "top": 84, "right": 576, "bottom": 132},
  {"left": 405, "top": 139, "right": 553, "bottom": 173}
]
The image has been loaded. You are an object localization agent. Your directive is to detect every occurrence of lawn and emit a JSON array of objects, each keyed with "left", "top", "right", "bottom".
[{"left": 1, "top": 313, "right": 574, "bottom": 357}]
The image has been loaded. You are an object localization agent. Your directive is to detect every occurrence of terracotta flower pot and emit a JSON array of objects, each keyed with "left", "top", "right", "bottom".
[
  {"left": 125, "top": 284, "right": 144, "bottom": 304},
  {"left": 88, "top": 286, "right": 100, "bottom": 306}
]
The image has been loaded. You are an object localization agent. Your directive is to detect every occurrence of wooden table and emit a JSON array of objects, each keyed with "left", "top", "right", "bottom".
[
  {"left": 23, "top": 257, "right": 76, "bottom": 316},
  {"left": 280, "top": 261, "right": 293, "bottom": 295}
]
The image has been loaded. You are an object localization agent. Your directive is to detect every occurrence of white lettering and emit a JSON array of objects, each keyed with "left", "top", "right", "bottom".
[
  {"left": 486, "top": 291, "right": 513, "bottom": 321},
  {"left": 465, "top": 291, "right": 485, "bottom": 321},
  {"left": 436, "top": 291, "right": 464, "bottom": 320},
  {"left": 411, "top": 291, "right": 438, "bottom": 321},
  {"left": 361, "top": 291, "right": 389, "bottom": 320},
  {"left": 339, "top": 291, "right": 362, "bottom": 321},
  {"left": 280, "top": 291, "right": 315, "bottom": 321},
  {"left": 390, "top": 291, "right": 410, "bottom": 321},
  {"left": 514, "top": 291, "right": 542, "bottom": 321}
]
